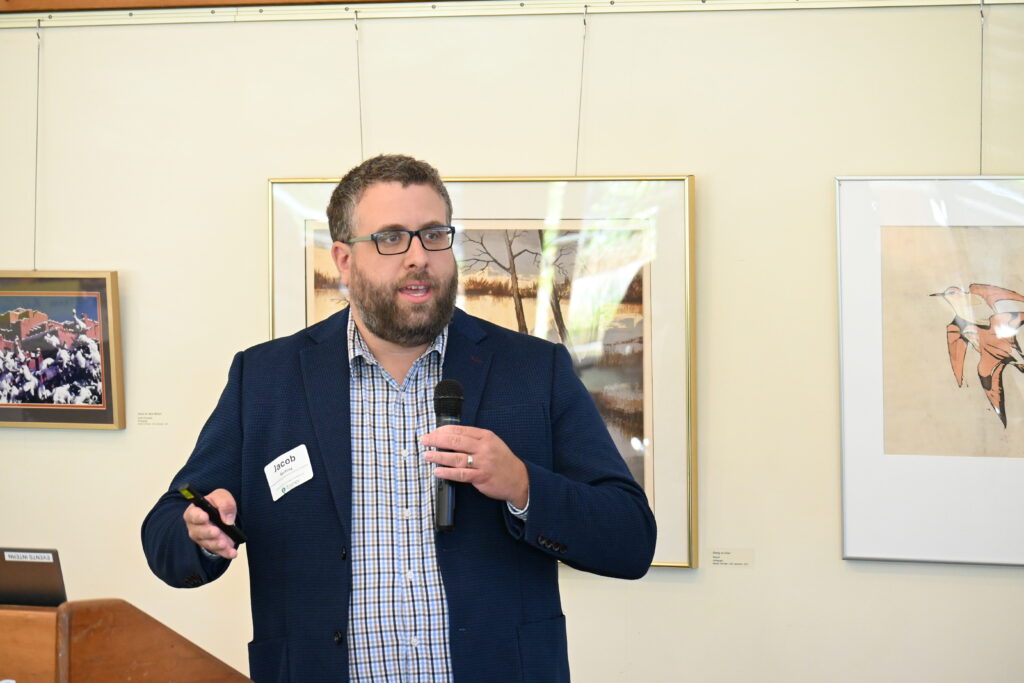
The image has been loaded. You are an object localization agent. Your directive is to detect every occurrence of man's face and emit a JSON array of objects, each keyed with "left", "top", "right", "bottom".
[{"left": 332, "top": 181, "right": 458, "bottom": 347}]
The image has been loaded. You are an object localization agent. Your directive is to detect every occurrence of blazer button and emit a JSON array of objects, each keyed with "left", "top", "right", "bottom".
[
  {"left": 341, "top": 546, "right": 348, "bottom": 561},
  {"left": 333, "top": 630, "right": 344, "bottom": 645}
]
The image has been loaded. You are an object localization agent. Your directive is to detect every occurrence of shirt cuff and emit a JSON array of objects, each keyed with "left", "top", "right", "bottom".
[
  {"left": 506, "top": 495, "right": 529, "bottom": 521},
  {"left": 200, "top": 546, "right": 224, "bottom": 561}
]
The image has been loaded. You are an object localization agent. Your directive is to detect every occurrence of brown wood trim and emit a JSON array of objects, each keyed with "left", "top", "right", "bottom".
[
  {"left": 56, "top": 599, "right": 249, "bottom": 682},
  {"left": 2, "top": 0, "right": 400, "bottom": 14},
  {"left": 0, "top": 605, "right": 58, "bottom": 681}
]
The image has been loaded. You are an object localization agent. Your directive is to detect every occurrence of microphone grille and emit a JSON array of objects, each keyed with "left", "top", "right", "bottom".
[{"left": 433, "top": 379, "right": 464, "bottom": 417}]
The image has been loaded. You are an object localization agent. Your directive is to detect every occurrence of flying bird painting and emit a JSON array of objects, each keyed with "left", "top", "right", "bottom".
[{"left": 932, "top": 283, "right": 1024, "bottom": 427}]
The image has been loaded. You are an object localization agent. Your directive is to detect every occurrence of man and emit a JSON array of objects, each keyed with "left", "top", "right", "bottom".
[{"left": 142, "top": 154, "right": 656, "bottom": 682}]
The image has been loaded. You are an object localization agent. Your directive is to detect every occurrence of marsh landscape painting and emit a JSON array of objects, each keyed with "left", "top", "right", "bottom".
[
  {"left": 275, "top": 175, "right": 697, "bottom": 565},
  {"left": 455, "top": 220, "right": 651, "bottom": 490},
  {"left": 302, "top": 218, "right": 654, "bottom": 492}
]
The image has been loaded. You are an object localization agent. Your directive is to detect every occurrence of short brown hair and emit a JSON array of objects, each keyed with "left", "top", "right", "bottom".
[{"left": 326, "top": 154, "right": 452, "bottom": 243}]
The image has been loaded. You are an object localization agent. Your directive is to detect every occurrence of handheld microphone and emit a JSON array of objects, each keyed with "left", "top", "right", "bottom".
[{"left": 433, "top": 379, "right": 464, "bottom": 532}]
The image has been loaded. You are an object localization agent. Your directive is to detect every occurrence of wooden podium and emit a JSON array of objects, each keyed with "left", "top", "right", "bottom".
[{"left": 0, "top": 599, "right": 250, "bottom": 682}]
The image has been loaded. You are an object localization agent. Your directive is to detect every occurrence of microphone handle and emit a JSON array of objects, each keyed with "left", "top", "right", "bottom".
[
  {"left": 435, "top": 479, "right": 455, "bottom": 532},
  {"left": 434, "top": 414, "right": 460, "bottom": 532}
]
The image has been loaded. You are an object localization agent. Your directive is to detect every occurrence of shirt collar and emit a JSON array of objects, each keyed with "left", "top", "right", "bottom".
[{"left": 346, "top": 311, "right": 448, "bottom": 369}]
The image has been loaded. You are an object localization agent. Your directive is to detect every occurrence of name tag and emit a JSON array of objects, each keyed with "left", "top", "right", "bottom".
[{"left": 264, "top": 444, "right": 313, "bottom": 502}]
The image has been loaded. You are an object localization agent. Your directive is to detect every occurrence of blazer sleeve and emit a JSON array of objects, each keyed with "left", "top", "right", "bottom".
[
  {"left": 140, "top": 352, "right": 245, "bottom": 588},
  {"left": 504, "top": 343, "right": 657, "bottom": 579}
]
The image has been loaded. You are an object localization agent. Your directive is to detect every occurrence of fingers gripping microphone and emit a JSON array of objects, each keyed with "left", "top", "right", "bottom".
[{"left": 433, "top": 379, "right": 464, "bottom": 532}]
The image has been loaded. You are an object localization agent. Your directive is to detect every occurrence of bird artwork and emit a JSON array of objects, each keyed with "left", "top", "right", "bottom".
[{"left": 932, "top": 283, "right": 1024, "bottom": 427}]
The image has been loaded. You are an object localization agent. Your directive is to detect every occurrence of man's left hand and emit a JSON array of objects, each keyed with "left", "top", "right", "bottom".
[{"left": 422, "top": 425, "right": 529, "bottom": 509}]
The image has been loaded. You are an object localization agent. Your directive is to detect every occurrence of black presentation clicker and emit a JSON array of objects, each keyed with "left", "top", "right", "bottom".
[{"left": 178, "top": 483, "right": 248, "bottom": 547}]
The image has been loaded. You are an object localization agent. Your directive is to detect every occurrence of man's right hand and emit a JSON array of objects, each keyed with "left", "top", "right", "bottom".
[{"left": 183, "top": 488, "right": 239, "bottom": 560}]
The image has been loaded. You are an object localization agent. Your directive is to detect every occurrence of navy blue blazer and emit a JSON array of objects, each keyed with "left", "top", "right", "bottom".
[{"left": 142, "top": 308, "right": 656, "bottom": 682}]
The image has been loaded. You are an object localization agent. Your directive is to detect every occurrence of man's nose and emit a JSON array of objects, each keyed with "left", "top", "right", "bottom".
[{"left": 402, "top": 234, "right": 430, "bottom": 267}]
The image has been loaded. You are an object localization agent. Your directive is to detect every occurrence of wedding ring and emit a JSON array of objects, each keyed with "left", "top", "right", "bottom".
[{"left": 466, "top": 454, "right": 474, "bottom": 468}]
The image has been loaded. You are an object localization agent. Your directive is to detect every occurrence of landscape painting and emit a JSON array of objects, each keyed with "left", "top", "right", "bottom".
[
  {"left": 305, "top": 220, "right": 345, "bottom": 323},
  {"left": 274, "top": 175, "right": 697, "bottom": 566},
  {"left": 454, "top": 219, "right": 652, "bottom": 492},
  {"left": 300, "top": 218, "right": 654, "bottom": 493}
]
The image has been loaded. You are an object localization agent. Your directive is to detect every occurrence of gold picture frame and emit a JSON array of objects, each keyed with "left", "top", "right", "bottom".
[
  {"left": 270, "top": 176, "right": 697, "bottom": 567},
  {"left": 0, "top": 271, "right": 125, "bottom": 430}
]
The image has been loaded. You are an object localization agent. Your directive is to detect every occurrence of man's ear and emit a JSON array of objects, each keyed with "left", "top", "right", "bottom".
[{"left": 332, "top": 241, "right": 352, "bottom": 287}]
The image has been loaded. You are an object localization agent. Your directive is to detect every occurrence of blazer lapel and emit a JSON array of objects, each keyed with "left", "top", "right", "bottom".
[
  {"left": 436, "top": 311, "right": 492, "bottom": 554},
  {"left": 300, "top": 310, "right": 353, "bottom": 536},
  {"left": 442, "top": 309, "right": 492, "bottom": 427}
]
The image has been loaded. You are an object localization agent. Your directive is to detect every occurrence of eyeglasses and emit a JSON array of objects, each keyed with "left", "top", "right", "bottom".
[{"left": 345, "top": 226, "right": 456, "bottom": 255}]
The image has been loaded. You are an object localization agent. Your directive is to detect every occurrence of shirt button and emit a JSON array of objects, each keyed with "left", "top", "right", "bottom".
[
  {"left": 402, "top": 508, "right": 412, "bottom": 519},
  {"left": 400, "top": 449, "right": 409, "bottom": 458},
  {"left": 406, "top": 570, "right": 416, "bottom": 582},
  {"left": 410, "top": 636, "right": 420, "bottom": 647}
]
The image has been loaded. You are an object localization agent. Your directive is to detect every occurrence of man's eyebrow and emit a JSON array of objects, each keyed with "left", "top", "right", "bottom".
[{"left": 375, "top": 221, "right": 448, "bottom": 232}]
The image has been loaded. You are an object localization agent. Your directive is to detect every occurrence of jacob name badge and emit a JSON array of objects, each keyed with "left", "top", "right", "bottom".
[{"left": 265, "top": 444, "right": 313, "bottom": 502}]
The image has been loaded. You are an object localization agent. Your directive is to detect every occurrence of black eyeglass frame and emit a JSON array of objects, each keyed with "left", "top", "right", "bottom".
[{"left": 345, "top": 225, "right": 456, "bottom": 255}]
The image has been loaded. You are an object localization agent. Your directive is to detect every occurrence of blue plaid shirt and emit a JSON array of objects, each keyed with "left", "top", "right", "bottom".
[{"left": 346, "top": 315, "right": 453, "bottom": 682}]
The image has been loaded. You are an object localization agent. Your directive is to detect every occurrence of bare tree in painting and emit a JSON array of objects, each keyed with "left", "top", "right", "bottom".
[
  {"left": 462, "top": 230, "right": 539, "bottom": 334},
  {"left": 536, "top": 229, "right": 575, "bottom": 348}
]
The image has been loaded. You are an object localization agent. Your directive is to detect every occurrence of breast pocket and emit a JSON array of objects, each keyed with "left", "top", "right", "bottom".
[{"left": 476, "top": 404, "right": 551, "bottom": 467}]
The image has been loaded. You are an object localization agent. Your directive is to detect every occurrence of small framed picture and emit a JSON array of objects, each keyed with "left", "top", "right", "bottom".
[{"left": 0, "top": 271, "right": 125, "bottom": 430}]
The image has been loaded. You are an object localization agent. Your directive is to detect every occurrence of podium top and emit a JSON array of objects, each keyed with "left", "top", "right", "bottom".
[{"left": 1, "top": 599, "right": 250, "bottom": 682}]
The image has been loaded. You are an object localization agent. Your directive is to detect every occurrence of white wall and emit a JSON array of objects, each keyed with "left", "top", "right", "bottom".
[{"left": 1, "top": 3, "right": 1023, "bottom": 681}]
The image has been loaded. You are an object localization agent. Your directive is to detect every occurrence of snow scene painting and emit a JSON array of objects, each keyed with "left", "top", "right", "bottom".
[{"left": 0, "top": 292, "right": 106, "bottom": 407}]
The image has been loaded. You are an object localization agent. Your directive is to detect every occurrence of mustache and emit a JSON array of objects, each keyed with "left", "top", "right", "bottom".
[{"left": 396, "top": 270, "right": 441, "bottom": 289}]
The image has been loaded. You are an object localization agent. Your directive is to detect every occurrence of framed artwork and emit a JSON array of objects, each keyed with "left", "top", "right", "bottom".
[
  {"left": 838, "top": 177, "right": 1024, "bottom": 565},
  {"left": 0, "top": 271, "right": 125, "bottom": 430},
  {"left": 271, "top": 176, "right": 697, "bottom": 567}
]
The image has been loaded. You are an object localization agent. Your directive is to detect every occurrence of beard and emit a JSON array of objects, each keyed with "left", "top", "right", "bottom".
[{"left": 347, "top": 263, "right": 458, "bottom": 347}]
